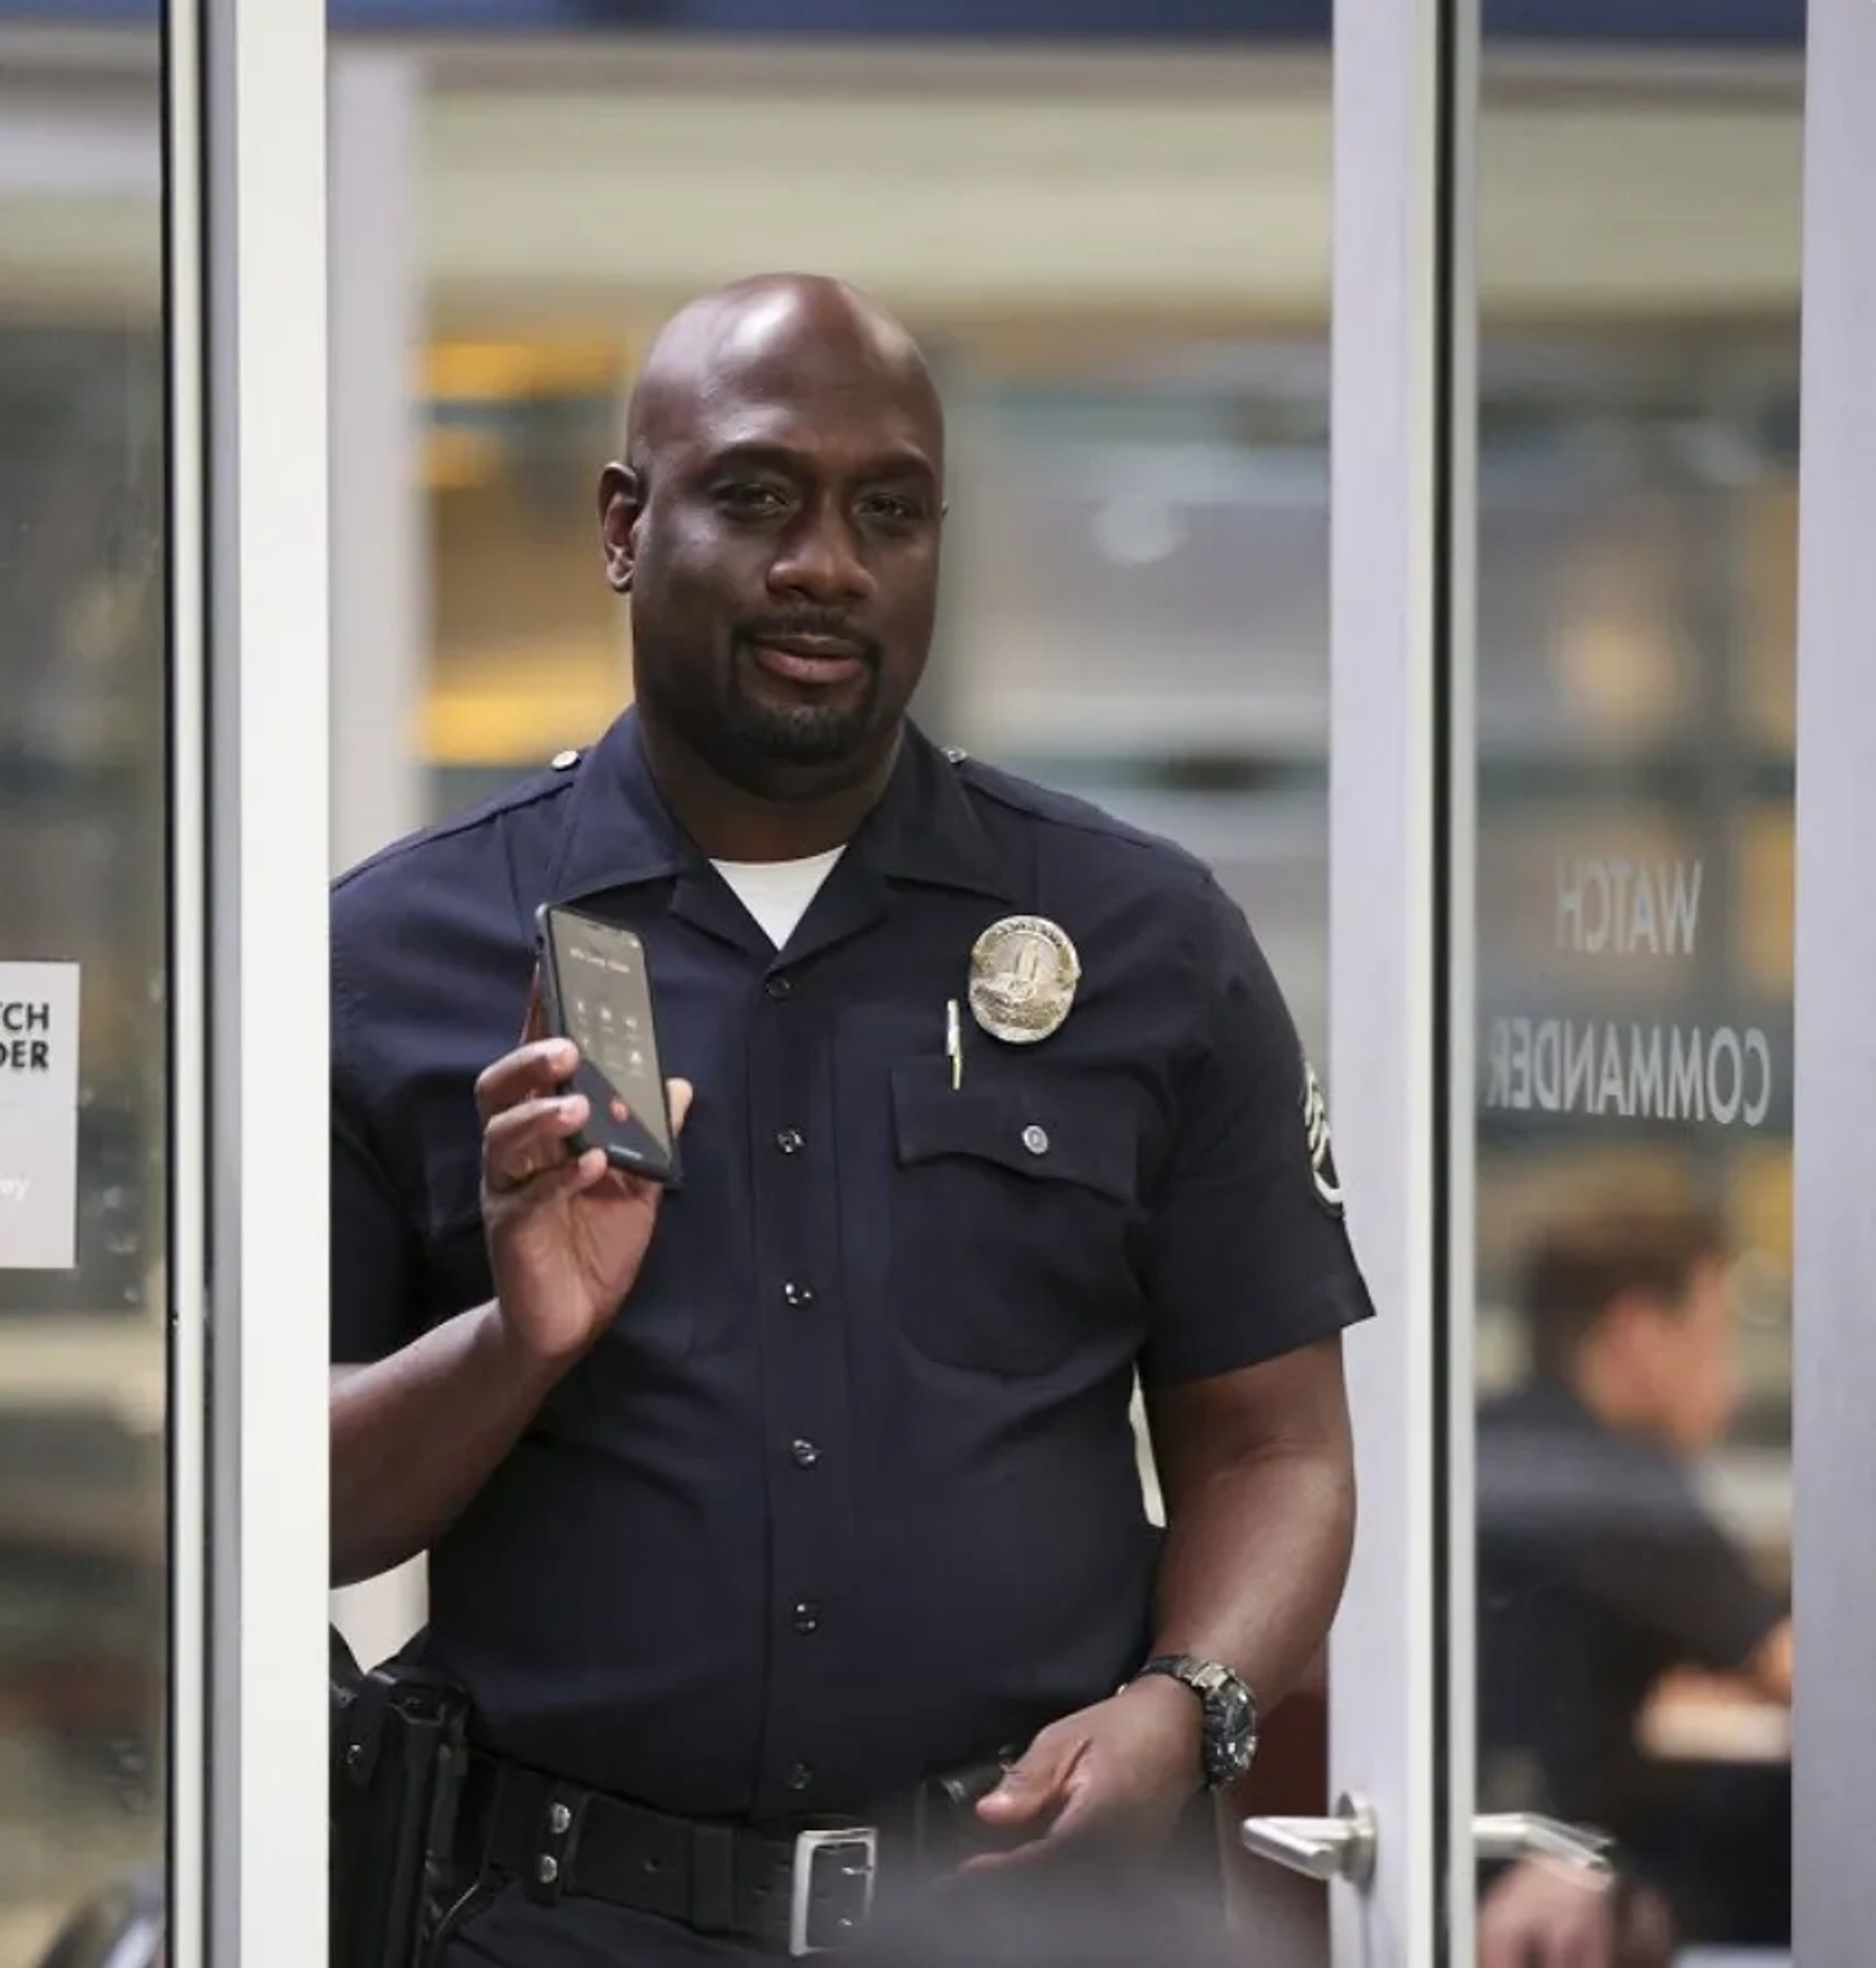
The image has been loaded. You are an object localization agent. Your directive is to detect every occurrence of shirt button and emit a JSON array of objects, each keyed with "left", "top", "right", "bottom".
[
  {"left": 775, "top": 1127, "right": 805, "bottom": 1156},
  {"left": 764, "top": 974, "right": 792, "bottom": 1001},
  {"left": 790, "top": 1438, "right": 821, "bottom": 1469},
  {"left": 791, "top": 1600, "right": 821, "bottom": 1634},
  {"left": 784, "top": 1281, "right": 816, "bottom": 1308},
  {"left": 1022, "top": 1124, "right": 1050, "bottom": 1156},
  {"left": 786, "top": 1763, "right": 815, "bottom": 1793}
]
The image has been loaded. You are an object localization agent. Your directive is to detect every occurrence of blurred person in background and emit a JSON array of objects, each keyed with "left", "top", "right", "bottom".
[
  {"left": 1475, "top": 1203, "right": 1791, "bottom": 1952},
  {"left": 329, "top": 274, "right": 1375, "bottom": 1965},
  {"left": 1475, "top": 1850, "right": 1676, "bottom": 1968}
]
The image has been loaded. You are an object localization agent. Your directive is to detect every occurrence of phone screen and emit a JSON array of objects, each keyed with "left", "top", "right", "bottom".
[{"left": 538, "top": 906, "right": 677, "bottom": 1179}]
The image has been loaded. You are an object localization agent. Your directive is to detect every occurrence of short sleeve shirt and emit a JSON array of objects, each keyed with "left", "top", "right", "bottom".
[{"left": 331, "top": 711, "right": 1375, "bottom": 1819}]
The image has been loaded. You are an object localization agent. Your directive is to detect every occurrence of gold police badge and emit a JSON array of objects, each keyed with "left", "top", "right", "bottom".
[{"left": 967, "top": 916, "right": 1081, "bottom": 1045}]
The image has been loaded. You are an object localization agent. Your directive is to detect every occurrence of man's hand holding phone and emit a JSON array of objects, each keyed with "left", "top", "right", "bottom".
[{"left": 476, "top": 985, "right": 693, "bottom": 1371}]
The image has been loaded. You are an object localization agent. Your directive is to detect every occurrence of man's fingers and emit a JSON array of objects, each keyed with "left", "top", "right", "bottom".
[
  {"left": 975, "top": 1740, "right": 1070, "bottom": 1830},
  {"left": 475, "top": 1038, "right": 578, "bottom": 1124},
  {"left": 487, "top": 1149, "right": 608, "bottom": 1213},
  {"left": 961, "top": 1789, "right": 1109, "bottom": 1874},
  {"left": 483, "top": 1094, "right": 589, "bottom": 1191},
  {"left": 961, "top": 1786, "right": 1097, "bottom": 1874},
  {"left": 974, "top": 1770, "right": 1048, "bottom": 1825},
  {"left": 668, "top": 1078, "right": 696, "bottom": 1134}
]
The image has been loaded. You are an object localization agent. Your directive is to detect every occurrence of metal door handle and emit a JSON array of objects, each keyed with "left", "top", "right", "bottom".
[
  {"left": 1473, "top": 1813, "right": 1612, "bottom": 1875},
  {"left": 1239, "top": 1793, "right": 1377, "bottom": 1886},
  {"left": 1240, "top": 1801, "right": 1608, "bottom": 1889}
]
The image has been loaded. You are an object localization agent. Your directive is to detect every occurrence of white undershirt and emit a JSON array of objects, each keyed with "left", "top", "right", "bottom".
[{"left": 711, "top": 846, "right": 846, "bottom": 949}]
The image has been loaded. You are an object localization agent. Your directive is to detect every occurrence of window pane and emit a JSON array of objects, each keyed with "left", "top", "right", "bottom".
[
  {"left": 0, "top": 39, "right": 168, "bottom": 1964},
  {"left": 1471, "top": 46, "right": 1799, "bottom": 1961}
]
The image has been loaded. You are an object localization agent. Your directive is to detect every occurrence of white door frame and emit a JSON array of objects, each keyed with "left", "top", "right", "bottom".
[
  {"left": 1791, "top": 0, "right": 1876, "bottom": 1956},
  {"left": 325, "top": 42, "right": 432, "bottom": 1679},
  {"left": 1314, "top": 0, "right": 1480, "bottom": 1959},
  {"left": 1317, "top": 0, "right": 1475, "bottom": 1962},
  {"left": 165, "top": 0, "right": 331, "bottom": 1958}
]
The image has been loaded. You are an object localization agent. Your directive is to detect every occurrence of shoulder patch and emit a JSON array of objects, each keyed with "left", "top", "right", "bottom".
[{"left": 1302, "top": 1062, "right": 1343, "bottom": 1218}]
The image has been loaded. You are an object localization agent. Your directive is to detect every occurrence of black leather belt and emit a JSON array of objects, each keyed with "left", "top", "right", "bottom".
[{"left": 470, "top": 1756, "right": 1004, "bottom": 1955}]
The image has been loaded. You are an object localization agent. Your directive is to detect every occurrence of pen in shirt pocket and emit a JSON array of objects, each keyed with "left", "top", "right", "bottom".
[{"left": 946, "top": 998, "right": 963, "bottom": 1091}]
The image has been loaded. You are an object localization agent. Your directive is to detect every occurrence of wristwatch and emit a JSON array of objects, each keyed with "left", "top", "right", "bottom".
[{"left": 1134, "top": 1654, "right": 1259, "bottom": 1790}]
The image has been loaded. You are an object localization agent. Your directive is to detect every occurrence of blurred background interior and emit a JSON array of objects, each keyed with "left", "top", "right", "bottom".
[{"left": 0, "top": 1, "right": 1800, "bottom": 1961}]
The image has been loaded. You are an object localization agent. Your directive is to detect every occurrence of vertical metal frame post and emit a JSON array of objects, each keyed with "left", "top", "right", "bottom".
[
  {"left": 1326, "top": 0, "right": 1475, "bottom": 1960},
  {"left": 166, "top": 0, "right": 330, "bottom": 1956},
  {"left": 1791, "top": 0, "right": 1876, "bottom": 1956}
]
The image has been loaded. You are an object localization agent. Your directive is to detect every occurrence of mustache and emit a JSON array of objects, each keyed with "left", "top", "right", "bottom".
[{"left": 736, "top": 616, "right": 881, "bottom": 665}]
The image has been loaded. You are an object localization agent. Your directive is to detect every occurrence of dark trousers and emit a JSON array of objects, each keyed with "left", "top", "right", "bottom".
[{"left": 440, "top": 1884, "right": 765, "bottom": 1967}]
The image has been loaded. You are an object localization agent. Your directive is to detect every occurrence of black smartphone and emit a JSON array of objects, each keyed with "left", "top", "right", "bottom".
[{"left": 534, "top": 904, "right": 681, "bottom": 1186}]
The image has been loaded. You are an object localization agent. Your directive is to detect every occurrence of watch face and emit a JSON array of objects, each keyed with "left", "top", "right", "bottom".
[{"left": 1205, "top": 1680, "right": 1258, "bottom": 1787}]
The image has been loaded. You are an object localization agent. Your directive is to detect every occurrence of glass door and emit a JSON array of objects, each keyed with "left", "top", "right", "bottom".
[
  {"left": 1468, "top": 29, "right": 1801, "bottom": 1968},
  {"left": 0, "top": 29, "right": 170, "bottom": 1965},
  {"left": 1236, "top": 4, "right": 1818, "bottom": 1965}
]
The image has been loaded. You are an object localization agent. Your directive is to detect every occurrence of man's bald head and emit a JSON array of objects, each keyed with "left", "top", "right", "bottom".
[
  {"left": 599, "top": 274, "right": 947, "bottom": 805},
  {"left": 625, "top": 274, "right": 943, "bottom": 481}
]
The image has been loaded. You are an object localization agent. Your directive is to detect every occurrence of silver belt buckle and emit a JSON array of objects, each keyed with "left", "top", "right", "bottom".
[{"left": 788, "top": 1825, "right": 878, "bottom": 1955}]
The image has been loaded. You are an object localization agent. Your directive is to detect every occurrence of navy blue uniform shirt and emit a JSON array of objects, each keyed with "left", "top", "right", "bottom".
[{"left": 331, "top": 710, "right": 1374, "bottom": 1822}]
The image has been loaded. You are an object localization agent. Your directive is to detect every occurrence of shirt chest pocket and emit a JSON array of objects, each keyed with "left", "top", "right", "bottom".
[{"left": 887, "top": 1060, "right": 1148, "bottom": 1376}]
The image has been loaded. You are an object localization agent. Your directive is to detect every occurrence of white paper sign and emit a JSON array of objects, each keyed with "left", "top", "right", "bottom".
[{"left": 0, "top": 962, "right": 80, "bottom": 1269}]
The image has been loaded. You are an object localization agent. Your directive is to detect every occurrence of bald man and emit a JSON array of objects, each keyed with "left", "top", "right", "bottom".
[{"left": 329, "top": 275, "right": 1374, "bottom": 1965}]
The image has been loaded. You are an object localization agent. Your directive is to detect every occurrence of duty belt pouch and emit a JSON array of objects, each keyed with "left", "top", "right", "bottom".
[{"left": 330, "top": 1625, "right": 474, "bottom": 1968}]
